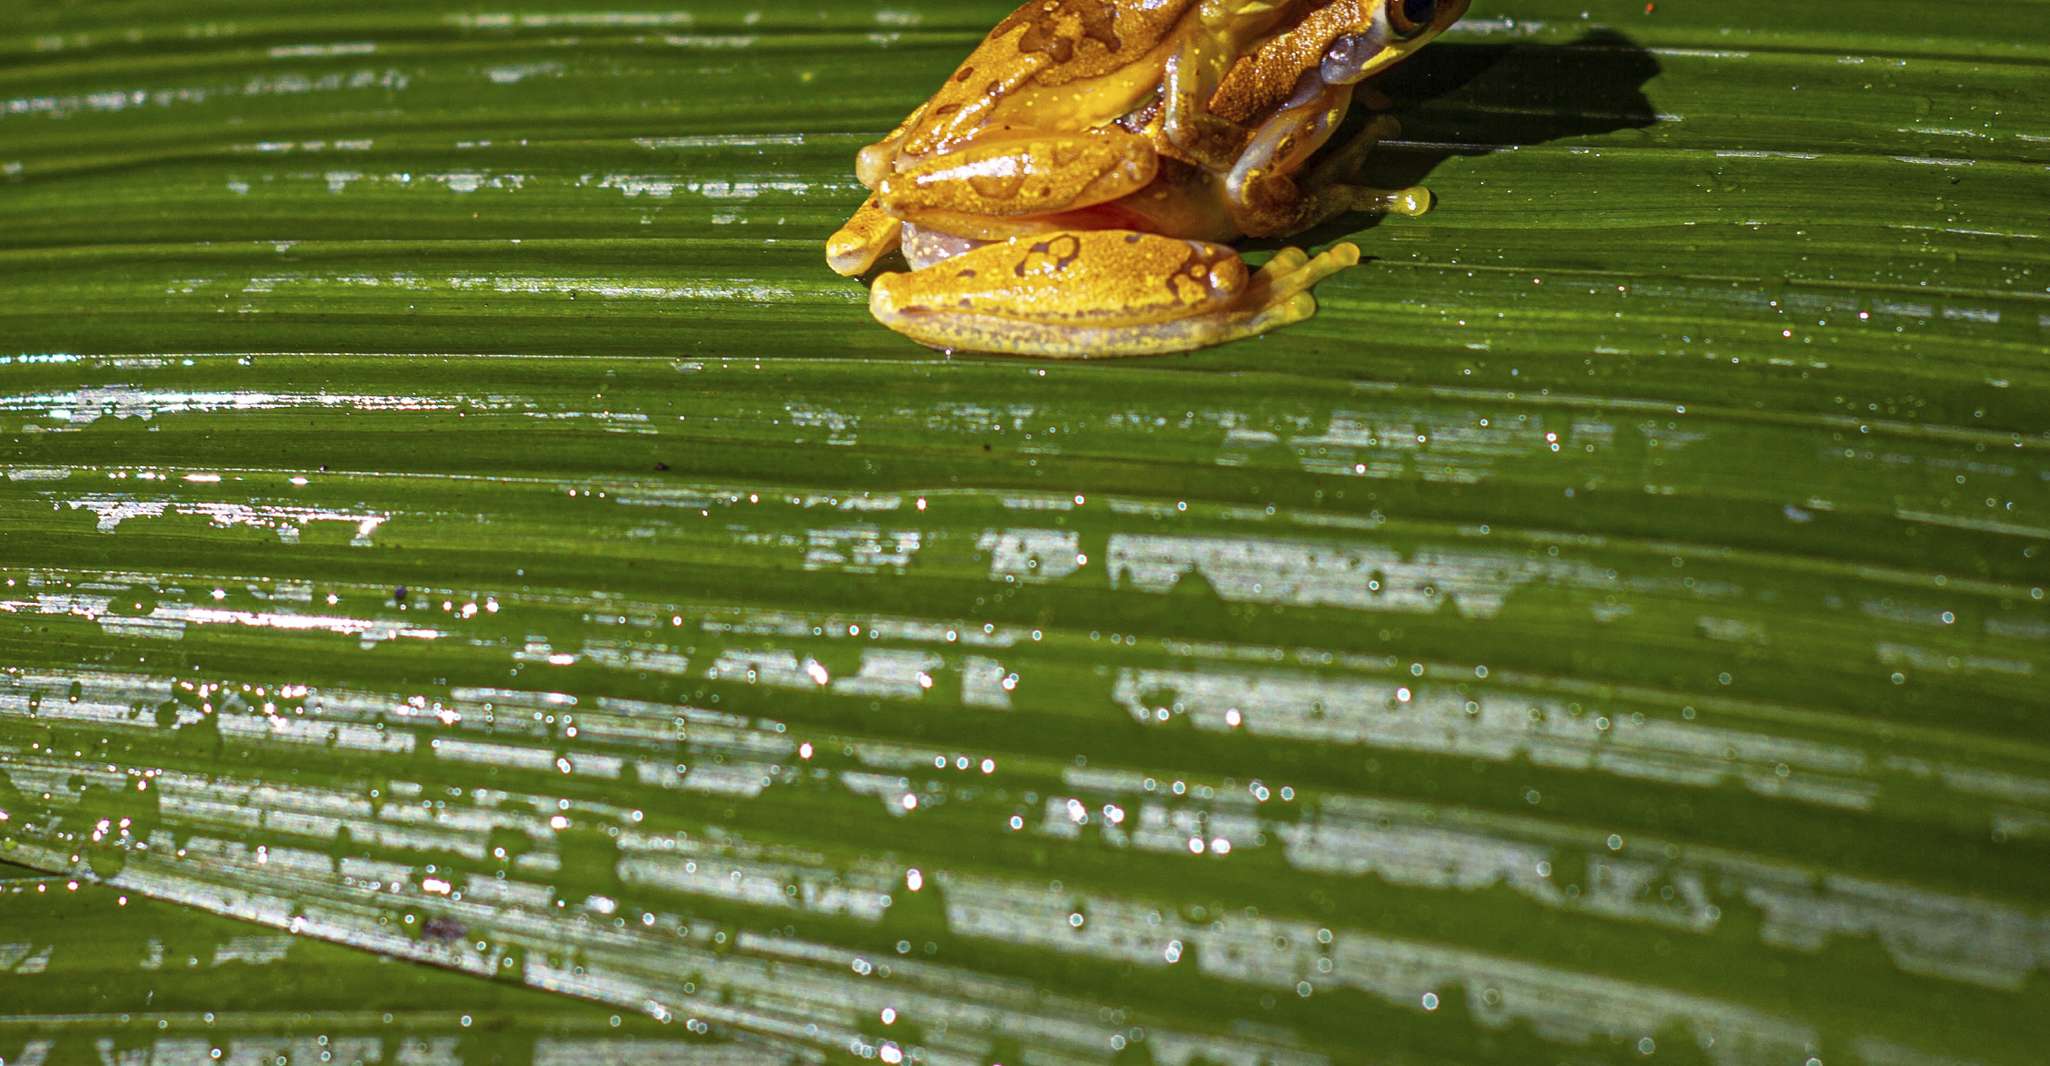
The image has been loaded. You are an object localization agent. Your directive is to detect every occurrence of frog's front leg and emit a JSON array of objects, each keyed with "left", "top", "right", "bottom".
[
  {"left": 1225, "top": 82, "right": 1430, "bottom": 237},
  {"left": 867, "top": 230, "right": 1359, "bottom": 358},
  {"left": 1161, "top": 0, "right": 1304, "bottom": 169}
]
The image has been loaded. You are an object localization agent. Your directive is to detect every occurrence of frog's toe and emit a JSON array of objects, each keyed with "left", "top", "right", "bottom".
[
  {"left": 1253, "top": 242, "right": 1362, "bottom": 303},
  {"left": 827, "top": 230, "right": 888, "bottom": 276},
  {"left": 1221, "top": 242, "right": 1360, "bottom": 342},
  {"left": 1254, "top": 247, "right": 1312, "bottom": 280},
  {"left": 827, "top": 195, "right": 903, "bottom": 276},
  {"left": 1355, "top": 184, "right": 1432, "bottom": 217},
  {"left": 1314, "top": 184, "right": 1432, "bottom": 220},
  {"left": 1245, "top": 291, "right": 1321, "bottom": 334}
]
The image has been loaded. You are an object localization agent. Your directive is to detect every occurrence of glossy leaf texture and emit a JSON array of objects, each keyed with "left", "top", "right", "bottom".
[{"left": 3, "top": 2, "right": 2048, "bottom": 1063}]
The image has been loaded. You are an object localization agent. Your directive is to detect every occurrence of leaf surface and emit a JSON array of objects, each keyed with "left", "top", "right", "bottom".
[{"left": 2, "top": 2, "right": 2048, "bottom": 1063}]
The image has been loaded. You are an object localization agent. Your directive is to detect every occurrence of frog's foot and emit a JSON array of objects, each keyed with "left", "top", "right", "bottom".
[
  {"left": 1220, "top": 242, "right": 1364, "bottom": 342},
  {"left": 1336, "top": 183, "right": 1433, "bottom": 218},
  {"left": 1257, "top": 178, "right": 1433, "bottom": 232},
  {"left": 867, "top": 230, "right": 1359, "bottom": 358},
  {"left": 1246, "top": 242, "right": 1363, "bottom": 307},
  {"left": 826, "top": 194, "right": 903, "bottom": 276}
]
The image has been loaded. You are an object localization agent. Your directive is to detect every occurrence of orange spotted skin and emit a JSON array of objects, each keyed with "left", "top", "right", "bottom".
[
  {"left": 879, "top": 129, "right": 1159, "bottom": 220},
  {"left": 895, "top": 0, "right": 1201, "bottom": 160},
  {"left": 827, "top": 0, "right": 1471, "bottom": 357},
  {"left": 870, "top": 231, "right": 1363, "bottom": 358},
  {"left": 824, "top": 195, "right": 902, "bottom": 276},
  {"left": 1211, "top": 1, "right": 1370, "bottom": 124},
  {"left": 877, "top": 231, "right": 1250, "bottom": 327}
]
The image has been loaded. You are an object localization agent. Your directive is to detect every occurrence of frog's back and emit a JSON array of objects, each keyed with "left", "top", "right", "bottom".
[{"left": 902, "top": 0, "right": 1200, "bottom": 155}]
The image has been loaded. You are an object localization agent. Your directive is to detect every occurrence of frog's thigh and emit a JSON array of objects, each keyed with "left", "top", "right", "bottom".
[
  {"left": 878, "top": 129, "right": 1158, "bottom": 221},
  {"left": 869, "top": 231, "right": 1360, "bottom": 358}
]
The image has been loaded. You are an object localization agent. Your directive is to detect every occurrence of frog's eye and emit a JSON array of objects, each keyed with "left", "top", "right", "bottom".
[{"left": 1388, "top": 0, "right": 1437, "bottom": 37}]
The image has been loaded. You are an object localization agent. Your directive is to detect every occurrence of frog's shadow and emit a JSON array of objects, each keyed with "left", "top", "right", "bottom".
[{"left": 1240, "top": 29, "right": 1663, "bottom": 254}]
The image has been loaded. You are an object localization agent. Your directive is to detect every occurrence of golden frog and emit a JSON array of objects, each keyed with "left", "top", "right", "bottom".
[{"left": 827, "top": 0, "right": 1469, "bottom": 357}]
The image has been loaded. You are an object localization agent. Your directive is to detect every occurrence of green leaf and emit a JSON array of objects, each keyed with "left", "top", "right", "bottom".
[
  {"left": 3, "top": 1, "right": 2047, "bottom": 1063},
  {"left": 1, "top": 862, "right": 708, "bottom": 1063}
]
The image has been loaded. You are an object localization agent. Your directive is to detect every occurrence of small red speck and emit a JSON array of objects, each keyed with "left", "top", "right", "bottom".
[{"left": 1645, "top": 2, "right": 1656, "bottom": 11}]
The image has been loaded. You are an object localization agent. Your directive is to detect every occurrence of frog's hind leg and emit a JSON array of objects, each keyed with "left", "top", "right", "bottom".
[
  {"left": 877, "top": 128, "right": 1158, "bottom": 223},
  {"left": 835, "top": 124, "right": 1160, "bottom": 276},
  {"left": 867, "top": 230, "right": 1359, "bottom": 358}
]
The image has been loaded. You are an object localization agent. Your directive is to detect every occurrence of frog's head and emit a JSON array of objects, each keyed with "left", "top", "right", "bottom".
[{"left": 1324, "top": 0, "right": 1472, "bottom": 85}]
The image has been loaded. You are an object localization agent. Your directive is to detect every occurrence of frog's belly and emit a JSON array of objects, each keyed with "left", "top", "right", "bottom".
[{"left": 901, "top": 224, "right": 989, "bottom": 272}]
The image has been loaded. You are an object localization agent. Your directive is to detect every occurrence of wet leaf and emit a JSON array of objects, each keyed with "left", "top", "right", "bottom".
[{"left": 2, "top": 2, "right": 2047, "bottom": 1063}]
